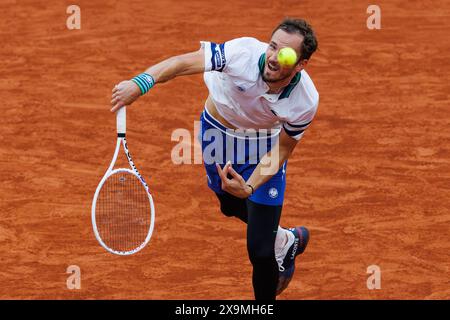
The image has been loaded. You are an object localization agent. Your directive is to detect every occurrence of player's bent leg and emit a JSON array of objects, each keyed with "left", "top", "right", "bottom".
[
  {"left": 215, "top": 192, "right": 248, "bottom": 223},
  {"left": 246, "top": 199, "right": 282, "bottom": 300}
]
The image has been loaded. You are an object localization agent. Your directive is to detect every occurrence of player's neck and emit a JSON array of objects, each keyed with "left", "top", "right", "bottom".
[
  {"left": 266, "top": 79, "right": 291, "bottom": 94},
  {"left": 265, "top": 73, "right": 296, "bottom": 94}
]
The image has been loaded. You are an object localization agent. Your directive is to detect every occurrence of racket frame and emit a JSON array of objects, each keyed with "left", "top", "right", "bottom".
[{"left": 91, "top": 107, "right": 155, "bottom": 255}]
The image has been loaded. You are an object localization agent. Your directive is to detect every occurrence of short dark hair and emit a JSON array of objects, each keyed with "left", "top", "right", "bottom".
[{"left": 272, "top": 18, "right": 318, "bottom": 60}]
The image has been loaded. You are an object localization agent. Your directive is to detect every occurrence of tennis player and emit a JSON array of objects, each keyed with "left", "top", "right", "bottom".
[{"left": 110, "top": 18, "right": 319, "bottom": 300}]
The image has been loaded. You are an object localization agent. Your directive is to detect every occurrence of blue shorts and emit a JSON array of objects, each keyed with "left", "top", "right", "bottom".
[{"left": 199, "top": 108, "right": 287, "bottom": 206}]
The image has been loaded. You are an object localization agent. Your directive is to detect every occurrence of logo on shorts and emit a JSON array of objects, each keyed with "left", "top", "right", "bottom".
[{"left": 268, "top": 187, "right": 278, "bottom": 198}]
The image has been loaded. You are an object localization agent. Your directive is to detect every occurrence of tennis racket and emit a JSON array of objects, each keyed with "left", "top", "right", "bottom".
[{"left": 91, "top": 107, "right": 155, "bottom": 255}]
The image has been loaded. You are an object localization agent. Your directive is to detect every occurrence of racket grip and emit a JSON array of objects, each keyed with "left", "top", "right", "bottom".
[{"left": 116, "top": 107, "right": 126, "bottom": 135}]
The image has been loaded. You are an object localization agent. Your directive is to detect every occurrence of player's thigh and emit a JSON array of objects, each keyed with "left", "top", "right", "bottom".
[
  {"left": 242, "top": 161, "right": 287, "bottom": 207},
  {"left": 215, "top": 192, "right": 248, "bottom": 219}
]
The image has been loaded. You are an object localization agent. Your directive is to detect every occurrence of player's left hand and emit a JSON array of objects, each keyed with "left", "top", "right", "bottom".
[{"left": 216, "top": 162, "right": 253, "bottom": 198}]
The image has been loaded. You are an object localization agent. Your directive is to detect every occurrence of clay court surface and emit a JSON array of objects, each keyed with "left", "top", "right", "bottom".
[{"left": 1, "top": 0, "right": 449, "bottom": 299}]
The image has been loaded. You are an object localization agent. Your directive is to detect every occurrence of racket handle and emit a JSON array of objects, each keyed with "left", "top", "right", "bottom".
[{"left": 116, "top": 107, "right": 126, "bottom": 135}]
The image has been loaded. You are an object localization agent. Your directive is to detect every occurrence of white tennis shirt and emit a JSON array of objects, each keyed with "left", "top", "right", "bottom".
[{"left": 200, "top": 37, "right": 319, "bottom": 140}]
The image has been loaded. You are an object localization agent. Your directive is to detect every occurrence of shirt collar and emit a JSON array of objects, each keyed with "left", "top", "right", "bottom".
[{"left": 258, "top": 53, "right": 301, "bottom": 100}]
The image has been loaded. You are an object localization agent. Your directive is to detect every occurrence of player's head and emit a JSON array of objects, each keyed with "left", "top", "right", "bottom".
[{"left": 263, "top": 18, "right": 318, "bottom": 83}]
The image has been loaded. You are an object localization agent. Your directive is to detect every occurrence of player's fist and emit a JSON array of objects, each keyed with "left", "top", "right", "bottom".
[
  {"left": 110, "top": 80, "right": 141, "bottom": 112},
  {"left": 216, "top": 162, "right": 252, "bottom": 198}
]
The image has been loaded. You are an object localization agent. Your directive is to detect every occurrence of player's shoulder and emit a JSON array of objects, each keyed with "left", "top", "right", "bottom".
[
  {"left": 201, "top": 37, "right": 266, "bottom": 74},
  {"left": 225, "top": 37, "right": 267, "bottom": 58},
  {"left": 281, "top": 70, "right": 319, "bottom": 125},
  {"left": 227, "top": 36, "right": 267, "bottom": 48},
  {"left": 298, "top": 69, "right": 319, "bottom": 108},
  {"left": 220, "top": 37, "right": 267, "bottom": 76}
]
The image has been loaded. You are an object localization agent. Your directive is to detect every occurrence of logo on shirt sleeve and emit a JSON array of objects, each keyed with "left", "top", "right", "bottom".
[{"left": 211, "top": 42, "right": 226, "bottom": 72}]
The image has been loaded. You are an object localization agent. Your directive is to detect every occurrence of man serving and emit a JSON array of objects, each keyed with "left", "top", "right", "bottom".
[{"left": 110, "top": 18, "right": 319, "bottom": 300}]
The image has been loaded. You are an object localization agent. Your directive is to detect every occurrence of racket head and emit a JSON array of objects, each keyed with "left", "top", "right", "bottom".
[{"left": 91, "top": 168, "right": 155, "bottom": 255}]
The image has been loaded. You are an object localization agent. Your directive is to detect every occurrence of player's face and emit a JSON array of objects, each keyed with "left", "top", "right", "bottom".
[{"left": 263, "top": 29, "right": 304, "bottom": 83}]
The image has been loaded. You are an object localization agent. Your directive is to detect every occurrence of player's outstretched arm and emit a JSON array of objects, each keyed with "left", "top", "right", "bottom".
[{"left": 110, "top": 48, "right": 205, "bottom": 112}]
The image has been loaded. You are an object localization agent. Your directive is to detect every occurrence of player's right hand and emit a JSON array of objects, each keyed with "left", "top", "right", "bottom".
[{"left": 110, "top": 80, "right": 141, "bottom": 112}]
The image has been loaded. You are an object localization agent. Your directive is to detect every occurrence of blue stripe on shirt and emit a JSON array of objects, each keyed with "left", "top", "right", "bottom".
[{"left": 283, "top": 124, "right": 305, "bottom": 137}]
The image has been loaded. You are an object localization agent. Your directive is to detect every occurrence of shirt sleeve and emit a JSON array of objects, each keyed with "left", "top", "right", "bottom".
[
  {"left": 200, "top": 37, "right": 259, "bottom": 76},
  {"left": 282, "top": 102, "right": 319, "bottom": 140}
]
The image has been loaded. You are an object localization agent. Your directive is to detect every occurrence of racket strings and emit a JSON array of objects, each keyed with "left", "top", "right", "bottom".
[{"left": 96, "top": 171, "right": 151, "bottom": 252}]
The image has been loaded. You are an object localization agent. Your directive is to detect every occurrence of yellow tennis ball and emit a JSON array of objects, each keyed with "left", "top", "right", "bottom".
[{"left": 277, "top": 47, "right": 297, "bottom": 67}]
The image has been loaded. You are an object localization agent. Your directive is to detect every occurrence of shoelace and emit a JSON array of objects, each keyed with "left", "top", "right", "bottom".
[
  {"left": 276, "top": 257, "right": 285, "bottom": 272},
  {"left": 275, "top": 242, "right": 291, "bottom": 272}
]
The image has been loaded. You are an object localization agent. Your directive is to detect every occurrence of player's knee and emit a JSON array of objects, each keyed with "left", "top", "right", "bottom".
[
  {"left": 247, "top": 239, "right": 275, "bottom": 265},
  {"left": 216, "top": 192, "right": 247, "bottom": 220},
  {"left": 219, "top": 203, "right": 235, "bottom": 218}
]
